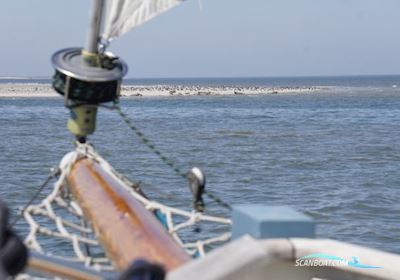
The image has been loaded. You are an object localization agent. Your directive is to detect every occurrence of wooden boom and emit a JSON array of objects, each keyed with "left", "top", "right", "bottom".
[{"left": 67, "top": 158, "right": 190, "bottom": 271}]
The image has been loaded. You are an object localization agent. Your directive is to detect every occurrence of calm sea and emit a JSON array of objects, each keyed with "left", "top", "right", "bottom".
[{"left": 1, "top": 76, "right": 400, "bottom": 255}]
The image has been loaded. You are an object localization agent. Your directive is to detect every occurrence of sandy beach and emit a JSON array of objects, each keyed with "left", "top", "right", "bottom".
[
  {"left": 0, "top": 83, "right": 54, "bottom": 97},
  {"left": 0, "top": 83, "right": 324, "bottom": 98}
]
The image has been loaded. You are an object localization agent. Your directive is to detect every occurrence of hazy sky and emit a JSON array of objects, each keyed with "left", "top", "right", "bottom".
[{"left": 1, "top": 0, "right": 400, "bottom": 78}]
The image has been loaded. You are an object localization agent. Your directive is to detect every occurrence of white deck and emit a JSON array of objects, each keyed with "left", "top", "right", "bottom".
[{"left": 168, "top": 235, "right": 399, "bottom": 280}]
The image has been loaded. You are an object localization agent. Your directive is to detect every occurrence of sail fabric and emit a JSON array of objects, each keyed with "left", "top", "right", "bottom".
[{"left": 102, "top": 0, "right": 184, "bottom": 41}]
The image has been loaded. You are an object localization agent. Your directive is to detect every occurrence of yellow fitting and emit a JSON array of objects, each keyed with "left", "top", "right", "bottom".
[
  {"left": 81, "top": 50, "right": 100, "bottom": 67},
  {"left": 67, "top": 106, "right": 98, "bottom": 137}
]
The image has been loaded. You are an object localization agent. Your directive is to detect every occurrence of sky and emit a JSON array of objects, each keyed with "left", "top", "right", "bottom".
[{"left": 0, "top": 0, "right": 400, "bottom": 78}]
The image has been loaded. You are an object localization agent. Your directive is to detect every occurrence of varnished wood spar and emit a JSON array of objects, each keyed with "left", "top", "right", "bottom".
[
  {"left": 67, "top": 158, "right": 190, "bottom": 271},
  {"left": 28, "top": 251, "right": 112, "bottom": 279}
]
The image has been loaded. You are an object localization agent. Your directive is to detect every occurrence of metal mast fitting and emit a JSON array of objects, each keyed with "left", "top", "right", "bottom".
[
  {"left": 51, "top": 0, "right": 127, "bottom": 141},
  {"left": 83, "top": 0, "right": 105, "bottom": 66}
]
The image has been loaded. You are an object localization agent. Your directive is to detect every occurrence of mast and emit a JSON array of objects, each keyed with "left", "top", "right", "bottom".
[
  {"left": 83, "top": 0, "right": 105, "bottom": 66},
  {"left": 85, "top": 0, "right": 104, "bottom": 55}
]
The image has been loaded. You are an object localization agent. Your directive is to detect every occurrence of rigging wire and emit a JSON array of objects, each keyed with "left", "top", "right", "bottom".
[
  {"left": 113, "top": 100, "right": 232, "bottom": 210},
  {"left": 11, "top": 168, "right": 60, "bottom": 226}
]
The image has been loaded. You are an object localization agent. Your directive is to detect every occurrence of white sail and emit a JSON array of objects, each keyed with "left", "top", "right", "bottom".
[{"left": 102, "top": 0, "right": 185, "bottom": 42}]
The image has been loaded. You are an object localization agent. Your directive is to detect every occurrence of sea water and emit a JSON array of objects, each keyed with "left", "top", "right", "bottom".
[{"left": 1, "top": 76, "right": 400, "bottom": 254}]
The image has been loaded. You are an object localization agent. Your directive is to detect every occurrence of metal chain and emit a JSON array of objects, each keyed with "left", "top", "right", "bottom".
[
  {"left": 113, "top": 101, "right": 232, "bottom": 210},
  {"left": 11, "top": 168, "right": 60, "bottom": 226}
]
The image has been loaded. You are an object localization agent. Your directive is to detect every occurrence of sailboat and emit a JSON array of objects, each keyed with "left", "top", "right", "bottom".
[
  {"left": 15, "top": 0, "right": 231, "bottom": 278},
  {"left": 6, "top": 0, "right": 400, "bottom": 279}
]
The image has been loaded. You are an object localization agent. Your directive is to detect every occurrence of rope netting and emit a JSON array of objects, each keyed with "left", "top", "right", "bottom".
[{"left": 21, "top": 142, "right": 232, "bottom": 273}]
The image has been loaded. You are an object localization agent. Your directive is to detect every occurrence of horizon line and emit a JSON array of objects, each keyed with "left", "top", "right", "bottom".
[{"left": 1, "top": 74, "right": 400, "bottom": 80}]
